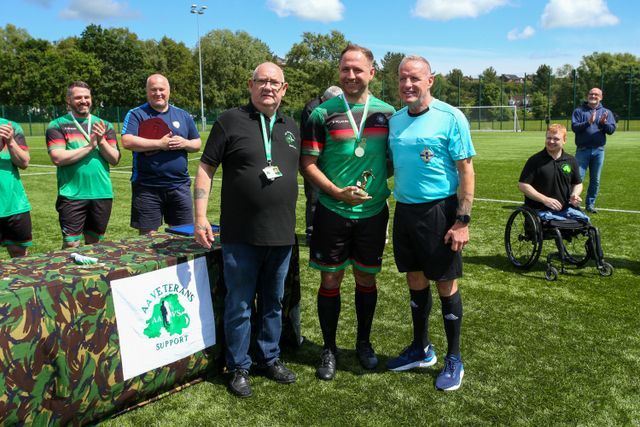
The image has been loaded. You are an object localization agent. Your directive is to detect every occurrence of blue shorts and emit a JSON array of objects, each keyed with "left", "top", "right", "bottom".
[{"left": 130, "top": 182, "right": 193, "bottom": 231}]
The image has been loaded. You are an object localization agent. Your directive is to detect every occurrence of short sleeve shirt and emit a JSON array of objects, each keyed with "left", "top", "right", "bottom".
[
  {"left": 45, "top": 114, "right": 118, "bottom": 200},
  {"left": 302, "top": 95, "right": 395, "bottom": 219},
  {"left": 0, "top": 118, "right": 31, "bottom": 217},
  {"left": 389, "top": 99, "right": 476, "bottom": 204},
  {"left": 519, "top": 149, "right": 581, "bottom": 210},
  {"left": 122, "top": 103, "right": 200, "bottom": 189},
  {"left": 200, "top": 103, "right": 300, "bottom": 246}
]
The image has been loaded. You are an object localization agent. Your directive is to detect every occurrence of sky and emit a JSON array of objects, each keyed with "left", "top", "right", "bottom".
[{"left": 4, "top": 0, "right": 639, "bottom": 77}]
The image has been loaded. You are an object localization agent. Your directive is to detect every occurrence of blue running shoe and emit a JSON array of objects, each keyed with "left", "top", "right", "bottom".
[
  {"left": 435, "top": 354, "right": 464, "bottom": 391},
  {"left": 386, "top": 342, "right": 437, "bottom": 371}
]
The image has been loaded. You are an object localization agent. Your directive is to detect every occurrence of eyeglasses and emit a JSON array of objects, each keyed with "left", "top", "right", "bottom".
[{"left": 253, "top": 79, "right": 285, "bottom": 90}]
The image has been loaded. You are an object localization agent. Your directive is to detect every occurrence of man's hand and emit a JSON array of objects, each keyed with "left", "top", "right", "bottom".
[
  {"left": 194, "top": 218, "right": 215, "bottom": 249},
  {"left": 167, "top": 135, "right": 188, "bottom": 150},
  {"left": 589, "top": 110, "right": 596, "bottom": 124},
  {"left": 569, "top": 194, "right": 582, "bottom": 207},
  {"left": 0, "top": 123, "right": 14, "bottom": 145},
  {"left": 444, "top": 222, "right": 469, "bottom": 252},
  {"left": 335, "top": 186, "right": 372, "bottom": 206},
  {"left": 159, "top": 132, "right": 173, "bottom": 150},
  {"left": 599, "top": 110, "right": 608, "bottom": 125},
  {"left": 91, "top": 120, "right": 106, "bottom": 147},
  {"left": 543, "top": 196, "right": 563, "bottom": 211}
]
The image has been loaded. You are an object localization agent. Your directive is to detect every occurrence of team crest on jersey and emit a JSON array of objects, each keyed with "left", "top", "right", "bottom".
[
  {"left": 284, "top": 131, "right": 296, "bottom": 148},
  {"left": 372, "top": 113, "right": 387, "bottom": 125},
  {"left": 420, "top": 147, "right": 434, "bottom": 163},
  {"left": 561, "top": 163, "right": 571, "bottom": 174},
  {"left": 172, "top": 121, "right": 180, "bottom": 129}
]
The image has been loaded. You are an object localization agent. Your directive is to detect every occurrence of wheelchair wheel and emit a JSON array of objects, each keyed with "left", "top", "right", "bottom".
[
  {"left": 505, "top": 207, "right": 542, "bottom": 269},
  {"left": 545, "top": 266, "right": 558, "bottom": 281},
  {"left": 598, "top": 262, "right": 614, "bottom": 277},
  {"left": 564, "top": 229, "right": 591, "bottom": 267}
]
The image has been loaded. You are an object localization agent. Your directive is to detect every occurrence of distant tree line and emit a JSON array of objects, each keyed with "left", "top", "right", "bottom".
[{"left": 1, "top": 24, "right": 639, "bottom": 121}]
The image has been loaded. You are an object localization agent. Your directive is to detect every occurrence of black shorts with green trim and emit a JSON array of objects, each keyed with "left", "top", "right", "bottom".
[
  {"left": 56, "top": 196, "right": 112, "bottom": 242},
  {"left": 309, "top": 202, "right": 388, "bottom": 273},
  {"left": 393, "top": 195, "right": 462, "bottom": 282},
  {"left": 0, "top": 211, "right": 32, "bottom": 247}
]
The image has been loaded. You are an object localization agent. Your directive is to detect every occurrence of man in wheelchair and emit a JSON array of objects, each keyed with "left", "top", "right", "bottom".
[
  {"left": 509, "top": 123, "right": 612, "bottom": 280},
  {"left": 518, "top": 123, "right": 586, "bottom": 222}
]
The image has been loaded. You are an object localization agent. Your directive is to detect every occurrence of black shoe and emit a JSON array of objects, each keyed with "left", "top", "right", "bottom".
[
  {"left": 261, "top": 359, "right": 297, "bottom": 384},
  {"left": 586, "top": 206, "right": 598, "bottom": 213},
  {"left": 356, "top": 341, "right": 378, "bottom": 370},
  {"left": 228, "top": 369, "right": 252, "bottom": 398},
  {"left": 316, "top": 348, "right": 337, "bottom": 380}
]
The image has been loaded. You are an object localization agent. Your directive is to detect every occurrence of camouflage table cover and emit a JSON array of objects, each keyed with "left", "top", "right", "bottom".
[{"left": 0, "top": 233, "right": 301, "bottom": 425}]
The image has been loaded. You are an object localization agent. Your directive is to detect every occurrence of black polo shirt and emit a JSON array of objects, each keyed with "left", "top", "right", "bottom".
[
  {"left": 519, "top": 149, "right": 581, "bottom": 210},
  {"left": 201, "top": 102, "right": 300, "bottom": 245}
]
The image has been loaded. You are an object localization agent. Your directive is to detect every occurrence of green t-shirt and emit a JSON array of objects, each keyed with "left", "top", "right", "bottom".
[
  {"left": 0, "top": 118, "right": 31, "bottom": 217},
  {"left": 45, "top": 114, "right": 118, "bottom": 200},
  {"left": 302, "top": 95, "right": 395, "bottom": 219}
]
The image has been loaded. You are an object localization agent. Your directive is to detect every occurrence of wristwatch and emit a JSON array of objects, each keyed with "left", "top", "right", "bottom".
[{"left": 456, "top": 214, "right": 471, "bottom": 224}]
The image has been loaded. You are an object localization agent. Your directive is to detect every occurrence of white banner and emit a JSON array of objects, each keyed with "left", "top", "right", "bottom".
[{"left": 111, "top": 257, "right": 216, "bottom": 380}]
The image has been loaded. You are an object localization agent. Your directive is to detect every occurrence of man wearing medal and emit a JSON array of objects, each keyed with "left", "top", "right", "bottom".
[
  {"left": 301, "top": 44, "right": 395, "bottom": 380},
  {"left": 194, "top": 62, "right": 300, "bottom": 398},
  {"left": 46, "top": 81, "right": 120, "bottom": 249},
  {"left": 386, "top": 55, "right": 475, "bottom": 392}
]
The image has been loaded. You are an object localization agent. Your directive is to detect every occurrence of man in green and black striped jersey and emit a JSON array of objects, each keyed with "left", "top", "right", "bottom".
[
  {"left": 46, "top": 81, "right": 121, "bottom": 249},
  {"left": 301, "top": 44, "right": 395, "bottom": 380},
  {"left": 0, "top": 118, "right": 32, "bottom": 257}
]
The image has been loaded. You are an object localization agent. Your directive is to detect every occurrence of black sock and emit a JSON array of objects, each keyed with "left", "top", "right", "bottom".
[
  {"left": 410, "top": 287, "right": 432, "bottom": 348},
  {"left": 318, "top": 287, "right": 340, "bottom": 352},
  {"left": 355, "top": 283, "right": 377, "bottom": 344},
  {"left": 440, "top": 291, "right": 463, "bottom": 357}
]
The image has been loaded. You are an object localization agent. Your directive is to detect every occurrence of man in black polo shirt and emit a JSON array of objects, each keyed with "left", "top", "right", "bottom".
[
  {"left": 518, "top": 124, "right": 588, "bottom": 222},
  {"left": 193, "top": 62, "right": 300, "bottom": 398}
]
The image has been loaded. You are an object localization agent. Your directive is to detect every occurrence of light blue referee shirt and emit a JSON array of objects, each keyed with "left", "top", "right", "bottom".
[{"left": 389, "top": 99, "right": 476, "bottom": 204}]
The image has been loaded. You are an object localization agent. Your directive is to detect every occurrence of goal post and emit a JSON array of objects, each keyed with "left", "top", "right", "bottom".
[{"left": 457, "top": 105, "right": 521, "bottom": 132}]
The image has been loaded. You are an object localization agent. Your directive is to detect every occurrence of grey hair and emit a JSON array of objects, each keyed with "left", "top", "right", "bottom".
[
  {"left": 323, "top": 86, "right": 343, "bottom": 101},
  {"left": 398, "top": 55, "right": 432, "bottom": 75}
]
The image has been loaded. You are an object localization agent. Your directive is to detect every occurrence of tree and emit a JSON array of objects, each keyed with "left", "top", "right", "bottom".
[
  {"left": 78, "top": 25, "right": 152, "bottom": 107},
  {"left": 532, "top": 64, "right": 552, "bottom": 95},
  {"left": 199, "top": 29, "right": 274, "bottom": 111},
  {"left": 145, "top": 37, "right": 198, "bottom": 113},
  {"left": 377, "top": 52, "right": 403, "bottom": 108},
  {"left": 284, "top": 31, "right": 349, "bottom": 111}
]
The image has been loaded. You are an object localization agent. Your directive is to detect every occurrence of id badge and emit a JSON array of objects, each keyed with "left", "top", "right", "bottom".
[{"left": 263, "top": 165, "right": 283, "bottom": 181}]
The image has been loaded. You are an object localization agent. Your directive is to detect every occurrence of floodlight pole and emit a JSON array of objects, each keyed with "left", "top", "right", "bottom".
[{"left": 191, "top": 4, "right": 207, "bottom": 132}]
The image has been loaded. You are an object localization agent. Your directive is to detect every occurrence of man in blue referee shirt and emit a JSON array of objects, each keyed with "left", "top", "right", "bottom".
[{"left": 387, "top": 55, "right": 476, "bottom": 392}]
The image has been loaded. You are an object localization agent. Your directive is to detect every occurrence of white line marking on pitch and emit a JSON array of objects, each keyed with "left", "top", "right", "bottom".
[{"left": 16, "top": 173, "right": 640, "bottom": 215}]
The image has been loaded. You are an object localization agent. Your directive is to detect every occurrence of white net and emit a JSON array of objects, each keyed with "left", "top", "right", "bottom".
[{"left": 457, "top": 105, "right": 521, "bottom": 132}]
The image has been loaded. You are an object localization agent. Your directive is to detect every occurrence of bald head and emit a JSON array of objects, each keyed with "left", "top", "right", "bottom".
[
  {"left": 146, "top": 74, "right": 171, "bottom": 112},
  {"left": 249, "top": 62, "right": 288, "bottom": 117}
]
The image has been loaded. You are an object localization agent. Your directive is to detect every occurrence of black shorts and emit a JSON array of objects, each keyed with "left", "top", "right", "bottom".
[
  {"left": 56, "top": 196, "right": 113, "bottom": 243},
  {"left": 393, "top": 195, "right": 462, "bottom": 281},
  {"left": 0, "top": 211, "right": 33, "bottom": 247},
  {"left": 310, "top": 203, "right": 388, "bottom": 273},
  {"left": 131, "top": 183, "right": 193, "bottom": 231}
]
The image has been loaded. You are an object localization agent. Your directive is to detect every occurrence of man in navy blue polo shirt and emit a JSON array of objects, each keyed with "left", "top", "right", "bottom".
[{"left": 122, "top": 74, "right": 201, "bottom": 234}]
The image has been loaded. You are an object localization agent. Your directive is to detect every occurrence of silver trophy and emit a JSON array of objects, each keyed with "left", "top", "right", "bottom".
[{"left": 354, "top": 170, "right": 374, "bottom": 196}]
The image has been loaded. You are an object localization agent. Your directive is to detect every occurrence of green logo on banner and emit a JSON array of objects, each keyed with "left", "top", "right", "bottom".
[{"left": 143, "top": 293, "right": 190, "bottom": 338}]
